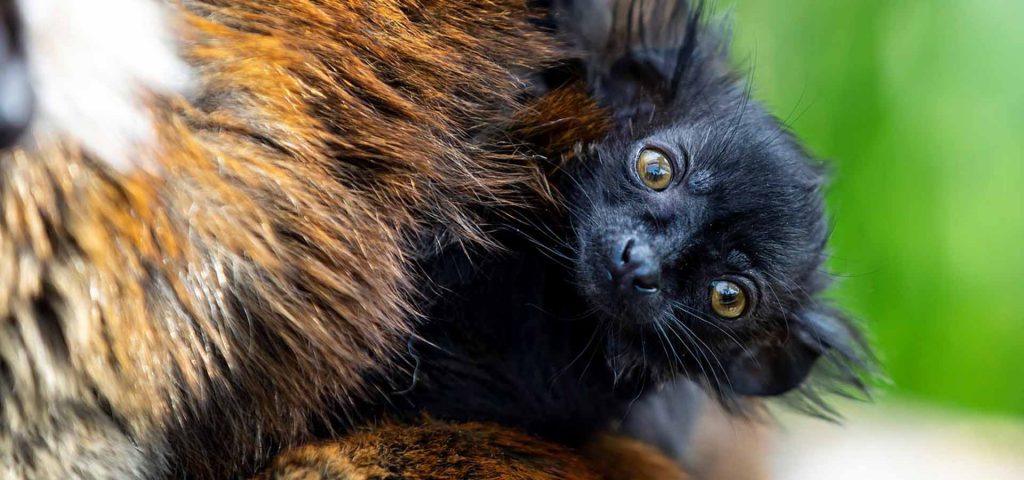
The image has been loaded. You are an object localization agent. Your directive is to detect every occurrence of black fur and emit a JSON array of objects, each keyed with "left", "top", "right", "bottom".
[{"left": 357, "top": 0, "right": 872, "bottom": 446}]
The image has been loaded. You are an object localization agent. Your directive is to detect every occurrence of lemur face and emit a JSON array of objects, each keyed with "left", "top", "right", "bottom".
[
  {"left": 570, "top": 84, "right": 838, "bottom": 397},
  {"left": 563, "top": 0, "right": 867, "bottom": 399}
]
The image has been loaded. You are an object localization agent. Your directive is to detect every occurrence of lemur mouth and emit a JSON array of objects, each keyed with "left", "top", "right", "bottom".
[{"left": 0, "top": 1, "right": 32, "bottom": 149}]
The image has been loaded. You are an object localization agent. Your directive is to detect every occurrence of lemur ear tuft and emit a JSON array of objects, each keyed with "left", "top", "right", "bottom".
[{"left": 726, "top": 307, "right": 870, "bottom": 398}]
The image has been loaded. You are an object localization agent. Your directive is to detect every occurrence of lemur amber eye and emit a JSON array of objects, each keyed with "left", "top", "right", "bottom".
[
  {"left": 635, "top": 148, "right": 673, "bottom": 191},
  {"left": 710, "top": 280, "right": 747, "bottom": 319}
]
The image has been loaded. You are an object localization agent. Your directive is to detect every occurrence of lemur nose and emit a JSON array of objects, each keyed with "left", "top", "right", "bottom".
[{"left": 608, "top": 238, "right": 661, "bottom": 295}]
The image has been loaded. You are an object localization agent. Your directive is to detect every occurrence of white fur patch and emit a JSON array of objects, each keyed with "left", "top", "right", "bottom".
[{"left": 19, "top": 0, "right": 190, "bottom": 171}]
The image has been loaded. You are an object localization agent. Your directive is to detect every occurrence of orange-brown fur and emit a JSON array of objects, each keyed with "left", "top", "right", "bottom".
[
  {"left": 259, "top": 421, "right": 689, "bottom": 480},
  {"left": 582, "top": 434, "right": 691, "bottom": 480},
  {"left": 0, "top": 1, "right": 607, "bottom": 477},
  {"left": 258, "top": 421, "right": 602, "bottom": 480}
]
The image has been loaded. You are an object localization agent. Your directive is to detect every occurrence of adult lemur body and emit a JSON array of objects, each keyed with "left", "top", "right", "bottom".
[{"left": 0, "top": 0, "right": 607, "bottom": 477}]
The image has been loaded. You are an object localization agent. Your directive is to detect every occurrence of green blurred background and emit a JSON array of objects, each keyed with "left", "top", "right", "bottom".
[{"left": 724, "top": 1, "right": 1023, "bottom": 417}]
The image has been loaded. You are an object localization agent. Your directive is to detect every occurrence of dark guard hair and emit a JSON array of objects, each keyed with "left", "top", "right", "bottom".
[{"left": 356, "top": 0, "right": 874, "bottom": 447}]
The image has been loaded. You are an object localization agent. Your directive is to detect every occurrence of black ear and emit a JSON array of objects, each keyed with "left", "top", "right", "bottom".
[
  {"left": 592, "top": 49, "right": 677, "bottom": 114},
  {"left": 559, "top": 0, "right": 729, "bottom": 115},
  {"left": 726, "top": 308, "right": 864, "bottom": 397}
]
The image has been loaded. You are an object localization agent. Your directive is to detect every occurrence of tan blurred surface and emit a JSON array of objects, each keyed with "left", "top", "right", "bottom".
[
  {"left": 681, "top": 398, "right": 1024, "bottom": 480},
  {"left": 771, "top": 401, "right": 1024, "bottom": 480},
  {"left": 687, "top": 400, "right": 773, "bottom": 480}
]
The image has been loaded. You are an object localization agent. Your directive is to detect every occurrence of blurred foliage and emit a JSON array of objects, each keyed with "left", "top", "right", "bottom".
[{"left": 724, "top": 0, "right": 1024, "bottom": 416}]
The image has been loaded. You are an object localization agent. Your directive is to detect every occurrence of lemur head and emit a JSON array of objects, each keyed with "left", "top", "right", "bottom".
[{"left": 560, "top": 0, "right": 870, "bottom": 401}]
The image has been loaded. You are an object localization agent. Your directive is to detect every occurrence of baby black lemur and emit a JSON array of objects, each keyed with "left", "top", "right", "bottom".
[{"left": 363, "top": 0, "right": 870, "bottom": 448}]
